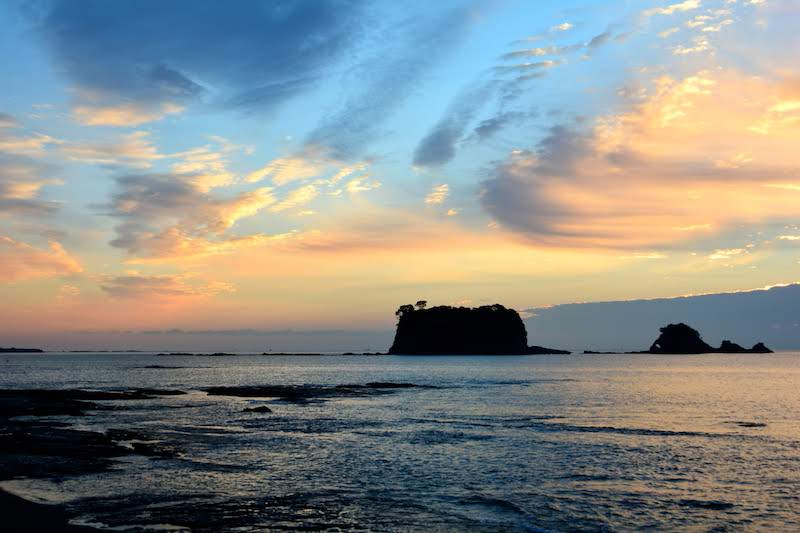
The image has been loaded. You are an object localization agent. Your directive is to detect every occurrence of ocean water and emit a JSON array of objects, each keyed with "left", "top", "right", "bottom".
[{"left": 2, "top": 352, "right": 800, "bottom": 531}]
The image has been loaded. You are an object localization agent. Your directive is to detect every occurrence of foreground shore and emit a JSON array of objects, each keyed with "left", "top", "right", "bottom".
[{"left": 0, "top": 489, "right": 98, "bottom": 532}]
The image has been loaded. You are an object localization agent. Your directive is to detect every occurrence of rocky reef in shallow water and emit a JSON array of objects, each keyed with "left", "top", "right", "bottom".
[
  {"left": 646, "top": 323, "right": 773, "bottom": 354},
  {"left": 388, "top": 303, "right": 569, "bottom": 355}
]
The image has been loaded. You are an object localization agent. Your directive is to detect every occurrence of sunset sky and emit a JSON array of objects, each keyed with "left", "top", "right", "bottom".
[{"left": 1, "top": 0, "right": 799, "bottom": 350}]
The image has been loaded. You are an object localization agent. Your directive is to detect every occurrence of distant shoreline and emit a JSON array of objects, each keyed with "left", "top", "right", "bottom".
[{"left": 4, "top": 350, "right": 794, "bottom": 357}]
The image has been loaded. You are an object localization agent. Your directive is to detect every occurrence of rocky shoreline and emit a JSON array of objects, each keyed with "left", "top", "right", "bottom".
[
  {"left": 0, "top": 381, "right": 431, "bottom": 530},
  {"left": 0, "top": 388, "right": 189, "bottom": 531}
]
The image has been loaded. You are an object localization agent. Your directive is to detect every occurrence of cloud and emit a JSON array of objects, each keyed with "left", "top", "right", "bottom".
[
  {"left": 672, "top": 35, "right": 711, "bottom": 54},
  {"left": 0, "top": 113, "right": 18, "bottom": 129},
  {"left": 61, "top": 131, "right": 162, "bottom": 168},
  {"left": 524, "top": 284, "right": 800, "bottom": 351},
  {"left": 414, "top": 25, "right": 618, "bottom": 169},
  {"left": 0, "top": 153, "right": 61, "bottom": 216},
  {"left": 644, "top": 1, "right": 702, "bottom": 17},
  {"left": 33, "top": 0, "right": 366, "bottom": 121},
  {"left": 269, "top": 184, "right": 318, "bottom": 213},
  {"left": 425, "top": 184, "right": 450, "bottom": 204},
  {"left": 104, "top": 172, "right": 279, "bottom": 260},
  {"left": 72, "top": 102, "right": 184, "bottom": 127},
  {"left": 306, "top": 4, "right": 475, "bottom": 159},
  {"left": 469, "top": 111, "right": 534, "bottom": 141},
  {"left": 247, "top": 149, "right": 374, "bottom": 199},
  {"left": 100, "top": 272, "right": 234, "bottom": 298},
  {"left": 0, "top": 236, "right": 81, "bottom": 282},
  {"left": 708, "top": 248, "right": 746, "bottom": 260},
  {"left": 413, "top": 83, "right": 494, "bottom": 167},
  {"left": 247, "top": 150, "right": 329, "bottom": 186},
  {"left": 281, "top": 210, "right": 473, "bottom": 254},
  {"left": 0, "top": 115, "right": 67, "bottom": 243},
  {"left": 500, "top": 28, "right": 618, "bottom": 65},
  {"left": 63, "top": 133, "right": 249, "bottom": 191},
  {"left": 480, "top": 70, "right": 800, "bottom": 249},
  {"left": 344, "top": 175, "right": 381, "bottom": 194},
  {"left": 0, "top": 132, "right": 59, "bottom": 156}
]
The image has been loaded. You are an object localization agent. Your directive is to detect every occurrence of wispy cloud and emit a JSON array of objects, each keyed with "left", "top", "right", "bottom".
[
  {"left": 0, "top": 236, "right": 81, "bottom": 282},
  {"left": 481, "top": 70, "right": 800, "bottom": 249},
  {"left": 103, "top": 172, "right": 279, "bottom": 260},
  {"left": 413, "top": 83, "right": 494, "bottom": 167},
  {"left": 425, "top": 184, "right": 450, "bottom": 204},
  {"left": 34, "top": 0, "right": 366, "bottom": 122},
  {"left": 100, "top": 272, "right": 234, "bottom": 298},
  {"left": 306, "top": 4, "right": 476, "bottom": 159},
  {"left": 643, "top": 0, "right": 702, "bottom": 18}
]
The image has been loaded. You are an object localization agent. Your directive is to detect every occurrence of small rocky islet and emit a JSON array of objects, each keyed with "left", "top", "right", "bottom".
[
  {"left": 645, "top": 323, "right": 772, "bottom": 354},
  {"left": 388, "top": 302, "right": 569, "bottom": 355}
]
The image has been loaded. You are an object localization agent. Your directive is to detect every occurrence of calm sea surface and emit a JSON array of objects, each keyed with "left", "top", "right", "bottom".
[{"left": 2, "top": 352, "right": 799, "bottom": 531}]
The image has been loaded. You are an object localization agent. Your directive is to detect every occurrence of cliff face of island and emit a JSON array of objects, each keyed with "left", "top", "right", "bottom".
[
  {"left": 647, "top": 323, "right": 773, "bottom": 354},
  {"left": 388, "top": 303, "right": 568, "bottom": 355}
]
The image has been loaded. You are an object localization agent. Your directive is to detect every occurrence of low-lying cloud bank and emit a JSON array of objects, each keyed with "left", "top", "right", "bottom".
[{"left": 524, "top": 284, "right": 800, "bottom": 351}]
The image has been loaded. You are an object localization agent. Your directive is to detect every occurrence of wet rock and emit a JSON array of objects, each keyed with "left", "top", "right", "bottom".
[
  {"left": 363, "top": 382, "right": 418, "bottom": 389},
  {"left": 243, "top": 405, "right": 273, "bottom": 413},
  {"left": 526, "top": 345, "right": 571, "bottom": 355},
  {"left": 0, "top": 489, "right": 98, "bottom": 532},
  {"left": 206, "top": 383, "right": 426, "bottom": 403}
]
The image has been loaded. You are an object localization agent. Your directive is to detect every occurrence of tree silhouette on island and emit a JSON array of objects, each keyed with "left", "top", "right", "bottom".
[
  {"left": 388, "top": 303, "right": 569, "bottom": 355},
  {"left": 388, "top": 303, "right": 773, "bottom": 356}
]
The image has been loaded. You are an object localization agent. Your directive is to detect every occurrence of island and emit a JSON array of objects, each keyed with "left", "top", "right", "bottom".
[
  {"left": 646, "top": 323, "right": 773, "bottom": 354},
  {"left": 388, "top": 302, "right": 570, "bottom": 355},
  {"left": 0, "top": 347, "right": 43, "bottom": 353}
]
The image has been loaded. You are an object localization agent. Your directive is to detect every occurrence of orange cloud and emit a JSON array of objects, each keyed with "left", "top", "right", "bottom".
[
  {"left": 482, "top": 69, "right": 800, "bottom": 249},
  {"left": 0, "top": 236, "right": 82, "bottom": 282},
  {"left": 100, "top": 272, "right": 234, "bottom": 299},
  {"left": 72, "top": 102, "right": 183, "bottom": 126}
]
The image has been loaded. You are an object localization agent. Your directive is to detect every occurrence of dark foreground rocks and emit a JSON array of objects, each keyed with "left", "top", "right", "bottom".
[
  {"left": 243, "top": 405, "right": 274, "bottom": 413},
  {"left": 0, "top": 490, "right": 98, "bottom": 532},
  {"left": 0, "top": 388, "right": 187, "bottom": 531},
  {"left": 206, "top": 382, "right": 424, "bottom": 403},
  {"left": 526, "top": 345, "right": 571, "bottom": 355}
]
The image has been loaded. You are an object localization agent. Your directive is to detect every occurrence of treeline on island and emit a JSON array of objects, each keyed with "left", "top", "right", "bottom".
[{"left": 389, "top": 301, "right": 569, "bottom": 355}]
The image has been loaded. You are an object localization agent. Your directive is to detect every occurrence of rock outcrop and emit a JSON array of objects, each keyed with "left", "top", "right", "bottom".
[
  {"left": 649, "top": 324, "right": 714, "bottom": 354},
  {"left": 388, "top": 303, "right": 569, "bottom": 355},
  {"left": 750, "top": 342, "right": 772, "bottom": 353},
  {"left": 647, "top": 323, "right": 772, "bottom": 354}
]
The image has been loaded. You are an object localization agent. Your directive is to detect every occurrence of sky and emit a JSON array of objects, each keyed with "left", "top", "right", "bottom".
[{"left": 1, "top": 0, "right": 799, "bottom": 351}]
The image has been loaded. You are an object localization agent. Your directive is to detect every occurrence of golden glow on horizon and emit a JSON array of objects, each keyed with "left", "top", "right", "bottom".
[{"left": 0, "top": 0, "right": 798, "bottom": 339}]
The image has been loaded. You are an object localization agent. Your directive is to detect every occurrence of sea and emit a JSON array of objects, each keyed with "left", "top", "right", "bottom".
[{"left": 2, "top": 352, "right": 799, "bottom": 532}]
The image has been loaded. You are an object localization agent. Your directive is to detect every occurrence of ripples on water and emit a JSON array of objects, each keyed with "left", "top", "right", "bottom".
[{"left": 2, "top": 353, "right": 799, "bottom": 531}]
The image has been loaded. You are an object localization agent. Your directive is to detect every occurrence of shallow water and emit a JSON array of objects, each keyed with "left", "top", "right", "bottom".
[{"left": 2, "top": 352, "right": 800, "bottom": 531}]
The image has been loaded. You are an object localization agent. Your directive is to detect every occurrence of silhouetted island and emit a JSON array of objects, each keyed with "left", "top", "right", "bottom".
[
  {"left": 0, "top": 347, "right": 43, "bottom": 353},
  {"left": 646, "top": 323, "right": 772, "bottom": 354},
  {"left": 388, "top": 302, "right": 569, "bottom": 355}
]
